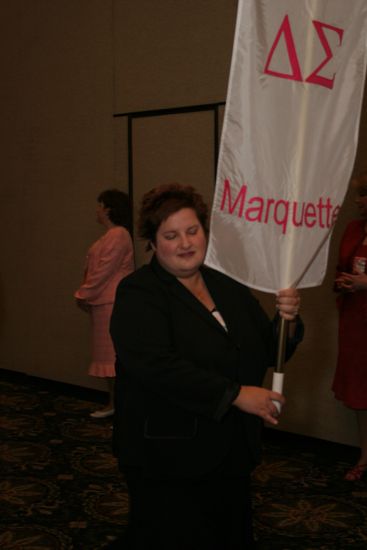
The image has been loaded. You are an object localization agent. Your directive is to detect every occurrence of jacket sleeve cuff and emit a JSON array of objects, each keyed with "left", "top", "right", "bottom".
[{"left": 213, "top": 382, "right": 241, "bottom": 421}]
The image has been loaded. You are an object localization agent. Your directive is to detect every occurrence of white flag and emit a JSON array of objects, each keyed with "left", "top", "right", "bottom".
[{"left": 205, "top": 0, "right": 367, "bottom": 292}]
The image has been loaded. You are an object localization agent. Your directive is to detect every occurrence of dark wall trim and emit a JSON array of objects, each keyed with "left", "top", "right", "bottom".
[
  {"left": 113, "top": 101, "right": 225, "bottom": 119},
  {"left": 113, "top": 102, "right": 225, "bottom": 233}
]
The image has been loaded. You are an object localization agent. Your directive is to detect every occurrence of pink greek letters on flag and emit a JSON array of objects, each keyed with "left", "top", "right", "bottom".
[{"left": 205, "top": 0, "right": 367, "bottom": 292}]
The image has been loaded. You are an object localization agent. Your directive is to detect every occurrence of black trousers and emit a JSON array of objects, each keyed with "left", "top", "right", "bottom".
[{"left": 112, "top": 467, "right": 256, "bottom": 550}]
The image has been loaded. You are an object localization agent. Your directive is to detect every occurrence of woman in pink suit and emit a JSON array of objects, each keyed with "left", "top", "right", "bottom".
[
  {"left": 334, "top": 172, "right": 367, "bottom": 480},
  {"left": 75, "top": 189, "right": 134, "bottom": 418}
]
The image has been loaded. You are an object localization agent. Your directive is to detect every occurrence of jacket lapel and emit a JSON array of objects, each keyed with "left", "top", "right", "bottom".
[
  {"left": 150, "top": 256, "right": 229, "bottom": 336},
  {"left": 201, "top": 267, "right": 241, "bottom": 341}
]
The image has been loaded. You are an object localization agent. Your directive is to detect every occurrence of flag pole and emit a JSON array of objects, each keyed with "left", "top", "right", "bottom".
[
  {"left": 272, "top": 316, "right": 288, "bottom": 413},
  {"left": 271, "top": 3, "right": 316, "bottom": 415}
]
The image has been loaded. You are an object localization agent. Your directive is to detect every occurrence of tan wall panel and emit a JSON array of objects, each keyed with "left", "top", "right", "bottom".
[
  {"left": 0, "top": 0, "right": 115, "bottom": 390},
  {"left": 113, "top": 116, "right": 130, "bottom": 191},
  {"left": 130, "top": 111, "right": 215, "bottom": 265},
  {"left": 113, "top": 0, "right": 237, "bottom": 113}
]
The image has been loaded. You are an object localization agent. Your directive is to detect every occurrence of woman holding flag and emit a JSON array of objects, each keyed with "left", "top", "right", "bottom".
[{"left": 110, "top": 183, "right": 303, "bottom": 549}]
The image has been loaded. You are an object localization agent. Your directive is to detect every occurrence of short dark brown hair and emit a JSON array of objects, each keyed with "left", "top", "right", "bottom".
[
  {"left": 138, "top": 183, "right": 209, "bottom": 250},
  {"left": 97, "top": 189, "right": 131, "bottom": 228}
]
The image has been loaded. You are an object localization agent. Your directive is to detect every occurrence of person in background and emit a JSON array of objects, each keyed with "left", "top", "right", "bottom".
[
  {"left": 110, "top": 183, "right": 303, "bottom": 549},
  {"left": 75, "top": 189, "right": 134, "bottom": 418},
  {"left": 334, "top": 171, "right": 367, "bottom": 481}
]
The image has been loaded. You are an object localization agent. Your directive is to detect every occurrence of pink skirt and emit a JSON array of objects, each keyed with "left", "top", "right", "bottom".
[{"left": 89, "top": 304, "right": 116, "bottom": 378}]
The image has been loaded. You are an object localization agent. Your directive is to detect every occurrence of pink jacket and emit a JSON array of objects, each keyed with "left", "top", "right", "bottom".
[{"left": 74, "top": 226, "right": 134, "bottom": 305}]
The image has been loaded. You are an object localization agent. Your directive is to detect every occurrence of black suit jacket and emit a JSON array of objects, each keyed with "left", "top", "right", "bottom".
[{"left": 110, "top": 256, "right": 302, "bottom": 479}]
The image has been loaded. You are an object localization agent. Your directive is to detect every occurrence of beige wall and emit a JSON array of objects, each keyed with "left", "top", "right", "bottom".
[
  {"left": 1, "top": 0, "right": 116, "bottom": 390},
  {"left": 1, "top": 0, "right": 366, "bottom": 445}
]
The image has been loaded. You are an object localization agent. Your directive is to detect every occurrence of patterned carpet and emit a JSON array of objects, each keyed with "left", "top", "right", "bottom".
[
  {"left": 252, "top": 430, "right": 367, "bottom": 549},
  {"left": 0, "top": 368, "right": 366, "bottom": 550}
]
